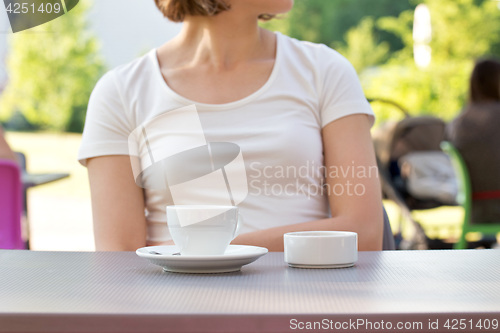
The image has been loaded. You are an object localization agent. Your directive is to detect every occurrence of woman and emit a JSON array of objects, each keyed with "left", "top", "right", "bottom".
[
  {"left": 0, "top": 125, "right": 17, "bottom": 162},
  {"left": 447, "top": 58, "right": 500, "bottom": 224},
  {"left": 78, "top": 0, "right": 383, "bottom": 251}
]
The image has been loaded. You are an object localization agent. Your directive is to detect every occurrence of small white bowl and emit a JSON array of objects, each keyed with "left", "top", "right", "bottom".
[{"left": 284, "top": 231, "right": 358, "bottom": 268}]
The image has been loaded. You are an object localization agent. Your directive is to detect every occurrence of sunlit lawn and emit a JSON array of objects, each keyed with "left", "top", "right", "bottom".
[
  {"left": 6, "top": 131, "right": 468, "bottom": 251},
  {"left": 6, "top": 131, "right": 94, "bottom": 251},
  {"left": 7, "top": 131, "right": 90, "bottom": 197},
  {"left": 384, "top": 200, "right": 464, "bottom": 243}
]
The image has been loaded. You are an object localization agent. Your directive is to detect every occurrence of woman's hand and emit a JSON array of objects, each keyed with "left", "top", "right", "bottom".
[{"left": 232, "top": 114, "right": 383, "bottom": 251}]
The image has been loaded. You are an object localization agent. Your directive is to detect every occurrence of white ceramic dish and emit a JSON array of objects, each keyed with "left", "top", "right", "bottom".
[
  {"left": 287, "top": 262, "right": 355, "bottom": 269},
  {"left": 136, "top": 245, "right": 268, "bottom": 274},
  {"left": 166, "top": 205, "right": 241, "bottom": 256},
  {"left": 284, "top": 231, "right": 358, "bottom": 269}
]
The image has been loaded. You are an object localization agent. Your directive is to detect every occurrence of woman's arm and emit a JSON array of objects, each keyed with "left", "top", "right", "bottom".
[
  {"left": 232, "top": 114, "right": 384, "bottom": 251},
  {"left": 0, "top": 126, "right": 18, "bottom": 162},
  {"left": 87, "top": 155, "right": 148, "bottom": 251}
]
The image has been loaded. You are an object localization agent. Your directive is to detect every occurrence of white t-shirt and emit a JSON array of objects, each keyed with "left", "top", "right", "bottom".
[{"left": 78, "top": 32, "right": 374, "bottom": 243}]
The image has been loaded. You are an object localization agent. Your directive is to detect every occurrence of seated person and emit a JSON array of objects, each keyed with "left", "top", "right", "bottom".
[
  {"left": 0, "top": 125, "right": 17, "bottom": 162},
  {"left": 447, "top": 58, "right": 500, "bottom": 224},
  {"left": 78, "top": 0, "right": 384, "bottom": 252}
]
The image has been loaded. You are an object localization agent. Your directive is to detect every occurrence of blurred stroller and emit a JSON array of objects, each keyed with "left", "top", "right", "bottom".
[{"left": 369, "top": 98, "right": 458, "bottom": 249}]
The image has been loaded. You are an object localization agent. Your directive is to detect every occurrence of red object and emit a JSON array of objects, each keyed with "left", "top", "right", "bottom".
[{"left": 472, "top": 190, "right": 500, "bottom": 201}]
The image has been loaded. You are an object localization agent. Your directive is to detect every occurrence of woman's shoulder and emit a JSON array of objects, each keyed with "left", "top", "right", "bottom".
[
  {"left": 277, "top": 32, "right": 351, "bottom": 69},
  {"left": 449, "top": 103, "right": 500, "bottom": 139},
  {"left": 107, "top": 50, "right": 157, "bottom": 84},
  {"left": 468, "top": 102, "right": 500, "bottom": 113},
  {"left": 92, "top": 50, "right": 158, "bottom": 96},
  {"left": 458, "top": 102, "right": 500, "bottom": 123}
]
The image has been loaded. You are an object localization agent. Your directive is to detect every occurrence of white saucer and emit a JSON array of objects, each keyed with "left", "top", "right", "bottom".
[
  {"left": 287, "top": 262, "right": 355, "bottom": 269},
  {"left": 136, "top": 245, "right": 268, "bottom": 274}
]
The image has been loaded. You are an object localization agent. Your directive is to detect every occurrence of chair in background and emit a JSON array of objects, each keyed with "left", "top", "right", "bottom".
[
  {"left": 382, "top": 207, "right": 396, "bottom": 250},
  {"left": 0, "top": 159, "right": 25, "bottom": 249},
  {"left": 440, "top": 142, "right": 500, "bottom": 249}
]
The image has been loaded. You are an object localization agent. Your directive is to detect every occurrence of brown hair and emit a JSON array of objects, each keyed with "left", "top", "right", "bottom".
[
  {"left": 470, "top": 58, "right": 500, "bottom": 103},
  {"left": 154, "top": 0, "right": 275, "bottom": 22}
]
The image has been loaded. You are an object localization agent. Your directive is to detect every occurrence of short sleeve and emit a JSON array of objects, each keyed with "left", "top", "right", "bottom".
[
  {"left": 318, "top": 46, "right": 374, "bottom": 128},
  {"left": 78, "top": 71, "right": 132, "bottom": 166}
]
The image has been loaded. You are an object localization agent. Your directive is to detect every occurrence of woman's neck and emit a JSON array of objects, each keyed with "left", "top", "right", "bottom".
[{"left": 166, "top": 13, "right": 274, "bottom": 71}]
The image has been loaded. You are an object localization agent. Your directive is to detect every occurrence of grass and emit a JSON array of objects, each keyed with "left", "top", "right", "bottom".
[
  {"left": 384, "top": 200, "right": 464, "bottom": 242},
  {"left": 6, "top": 131, "right": 90, "bottom": 199},
  {"left": 5, "top": 131, "right": 469, "bottom": 250},
  {"left": 5, "top": 131, "right": 94, "bottom": 251}
]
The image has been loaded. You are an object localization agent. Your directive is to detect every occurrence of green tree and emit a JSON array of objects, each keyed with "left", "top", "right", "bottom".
[
  {"left": 362, "top": 0, "right": 500, "bottom": 123},
  {"left": 334, "top": 17, "right": 390, "bottom": 73},
  {"left": 261, "top": 0, "right": 414, "bottom": 51},
  {"left": 0, "top": 1, "right": 105, "bottom": 132},
  {"left": 261, "top": 0, "right": 414, "bottom": 85}
]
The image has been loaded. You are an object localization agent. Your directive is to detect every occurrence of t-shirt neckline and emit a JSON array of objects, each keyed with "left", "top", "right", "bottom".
[{"left": 150, "top": 32, "right": 282, "bottom": 111}]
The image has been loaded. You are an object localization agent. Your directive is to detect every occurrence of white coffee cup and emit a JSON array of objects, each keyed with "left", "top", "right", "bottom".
[
  {"left": 284, "top": 231, "right": 358, "bottom": 268},
  {"left": 166, "top": 205, "right": 241, "bottom": 255}
]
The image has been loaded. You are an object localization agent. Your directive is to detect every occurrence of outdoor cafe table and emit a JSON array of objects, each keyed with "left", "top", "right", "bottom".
[
  {"left": 0, "top": 249, "right": 499, "bottom": 333},
  {"left": 21, "top": 172, "right": 70, "bottom": 188}
]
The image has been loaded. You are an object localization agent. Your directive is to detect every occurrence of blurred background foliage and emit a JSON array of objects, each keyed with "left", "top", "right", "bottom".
[
  {"left": 0, "top": 0, "right": 499, "bottom": 132},
  {"left": 0, "top": 1, "right": 105, "bottom": 132},
  {"left": 263, "top": 0, "right": 500, "bottom": 124}
]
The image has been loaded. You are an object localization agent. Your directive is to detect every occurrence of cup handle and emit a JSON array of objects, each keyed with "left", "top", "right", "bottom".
[{"left": 232, "top": 213, "right": 243, "bottom": 240}]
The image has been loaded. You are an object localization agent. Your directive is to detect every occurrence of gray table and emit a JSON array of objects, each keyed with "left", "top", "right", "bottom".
[
  {"left": 21, "top": 172, "right": 70, "bottom": 188},
  {"left": 1, "top": 250, "right": 499, "bottom": 333}
]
